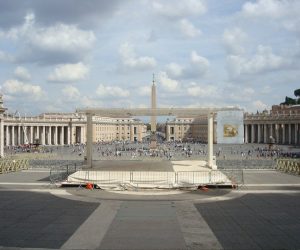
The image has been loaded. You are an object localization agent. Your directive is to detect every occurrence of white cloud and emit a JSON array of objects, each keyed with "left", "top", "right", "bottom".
[
  {"left": 62, "top": 85, "right": 81, "bottom": 100},
  {"left": 189, "top": 51, "right": 210, "bottom": 75},
  {"left": 187, "top": 82, "right": 217, "bottom": 97},
  {"left": 166, "top": 63, "right": 184, "bottom": 78},
  {"left": 165, "top": 51, "right": 209, "bottom": 79},
  {"left": 229, "top": 87, "right": 255, "bottom": 102},
  {"left": 2, "top": 79, "right": 43, "bottom": 100},
  {"left": 138, "top": 86, "right": 151, "bottom": 96},
  {"left": 158, "top": 71, "right": 179, "bottom": 92},
  {"left": 96, "top": 84, "right": 130, "bottom": 98},
  {"left": 252, "top": 100, "right": 268, "bottom": 111},
  {"left": 241, "top": 0, "right": 288, "bottom": 19},
  {"left": 0, "top": 50, "right": 13, "bottom": 62},
  {"left": 1, "top": 13, "right": 96, "bottom": 64},
  {"left": 227, "top": 45, "right": 286, "bottom": 77},
  {"left": 223, "top": 28, "right": 247, "bottom": 55},
  {"left": 48, "top": 62, "right": 89, "bottom": 82},
  {"left": 119, "top": 43, "right": 156, "bottom": 71},
  {"left": 179, "top": 19, "right": 201, "bottom": 38},
  {"left": 152, "top": 0, "right": 206, "bottom": 19},
  {"left": 14, "top": 66, "right": 31, "bottom": 81}
]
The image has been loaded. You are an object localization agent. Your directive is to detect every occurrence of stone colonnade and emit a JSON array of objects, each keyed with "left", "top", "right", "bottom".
[
  {"left": 4, "top": 124, "right": 85, "bottom": 146},
  {"left": 244, "top": 123, "right": 300, "bottom": 145}
]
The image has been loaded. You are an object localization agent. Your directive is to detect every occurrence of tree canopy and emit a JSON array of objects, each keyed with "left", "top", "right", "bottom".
[{"left": 280, "top": 89, "right": 300, "bottom": 105}]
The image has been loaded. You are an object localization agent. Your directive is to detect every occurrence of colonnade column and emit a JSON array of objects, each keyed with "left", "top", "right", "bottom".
[
  {"left": 282, "top": 124, "right": 286, "bottom": 144},
  {"left": 275, "top": 124, "right": 279, "bottom": 144},
  {"left": 42, "top": 126, "right": 45, "bottom": 145},
  {"left": 295, "top": 124, "right": 298, "bottom": 145},
  {"left": 6, "top": 126, "right": 9, "bottom": 146},
  {"left": 244, "top": 125, "right": 248, "bottom": 143},
  {"left": 11, "top": 126, "right": 15, "bottom": 146},
  {"left": 61, "top": 126, "right": 64, "bottom": 145},
  {"left": 48, "top": 126, "right": 52, "bottom": 145},
  {"left": 54, "top": 126, "right": 58, "bottom": 145},
  {"left": 263, "top": 124, "right": 267, "bottom": 143},
  {"left": 30, "top": 126, "right": 33, "bottom": 143},
  {"left": 288, "top": 124, "right": 292, "bottom": 144},
  {"left": 18, "top": 126, "right": 21, "bottom": 145},
  {"left": 86, "top": 113, "right": 93, "bottom": 168},
  {"left": 67, "top": 126, "right": 70, "bottom": 145},
  {"left": 251, "top": 124, "right": 255, "bottom": 143},
  {"left": 36, "top": 126, "right": 39, "bottom": 143},
  {"left": 257, "top": 124, "right": 261, "bottom": 143}
]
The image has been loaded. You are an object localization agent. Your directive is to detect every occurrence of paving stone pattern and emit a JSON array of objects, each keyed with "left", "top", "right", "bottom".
[
  {"left": 0, "top": 191, "right": 99, "bottom": 249},
  {"left": 99, "top": 201, "right": 187, "bottom": 250},
  {"left": 195, "top": 193, "right": 300, "bottom": 249}
]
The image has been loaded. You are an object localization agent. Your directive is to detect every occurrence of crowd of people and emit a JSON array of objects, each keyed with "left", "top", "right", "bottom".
[{"left": 5, "top": 140, "right": 300, "bottom": 161}]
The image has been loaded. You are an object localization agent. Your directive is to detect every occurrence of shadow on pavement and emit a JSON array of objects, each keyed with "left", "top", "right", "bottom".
[
  {"left": 195, "top": 193, "right": 300, "bottom": 249},
  {"left": 0, "top": 191, "right": 99, "bottom": 249}
]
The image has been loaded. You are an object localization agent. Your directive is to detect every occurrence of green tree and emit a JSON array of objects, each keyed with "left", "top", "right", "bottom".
[{"left": 294, "top": 89, "right": 300, "bottom": 104}]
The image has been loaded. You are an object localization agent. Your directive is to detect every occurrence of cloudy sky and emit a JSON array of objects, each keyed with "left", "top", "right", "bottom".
[{"left": 0, "top": 0, "right": 299, "bottom": 116}]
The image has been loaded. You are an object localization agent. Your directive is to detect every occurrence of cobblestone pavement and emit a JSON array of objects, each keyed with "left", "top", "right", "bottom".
[{"left": 0, "top": 167, "right": 300, "bottom": 249}]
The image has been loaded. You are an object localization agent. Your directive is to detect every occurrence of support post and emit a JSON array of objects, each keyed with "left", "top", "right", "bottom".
[
  {"left": 86, "top": 113, "right": 93, "bottom": 168},
  {"left": 0, "top": 118, "right": 4, "bottom": 157},
  {"left": 207, "top": 112, "right": 216, "bottom": 169}
]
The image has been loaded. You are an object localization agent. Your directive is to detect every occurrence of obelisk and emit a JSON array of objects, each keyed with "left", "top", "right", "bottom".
[{"left": 150, "top": 74, "right": 157, "bottom": 149}]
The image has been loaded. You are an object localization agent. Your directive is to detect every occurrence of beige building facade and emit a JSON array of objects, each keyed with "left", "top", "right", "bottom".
[
  {"left": 3, "top": 112, "right": 146, "bottom": 146},
  {"left": 165, "top": 116, "right": 217, "bottom": 143},
  {"left": 244, "top": 105, "right": 300, "bottom": 145}
]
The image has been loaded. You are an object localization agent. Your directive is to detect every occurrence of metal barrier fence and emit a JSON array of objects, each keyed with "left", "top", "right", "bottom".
[
  {"left": 276, "top": 159, "right": 300, "bottom": 175},
  {"left": 0, "top": 159, "right": 29, "bottom": 174},
  {"left": 50, "top": 163, "right": 82, "bottom": 184},
  {"left": 67, "top": 169, "right": 244, "bottom": 188}
]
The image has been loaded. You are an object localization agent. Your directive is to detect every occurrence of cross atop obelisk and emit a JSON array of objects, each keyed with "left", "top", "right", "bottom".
[{"left": 150, "top": 74, "right": 157, "bottom": 149}]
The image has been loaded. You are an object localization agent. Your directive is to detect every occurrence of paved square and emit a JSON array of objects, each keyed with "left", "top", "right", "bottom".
[
  {"left": 0, "top": 191, "right": 99, "bottom": 249},
  {"left": 195, "top": 193, "right": 300, "bottom": 249}
]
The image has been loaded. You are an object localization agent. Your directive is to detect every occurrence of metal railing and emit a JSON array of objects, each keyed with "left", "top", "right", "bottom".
[
  {"left": 276, "top": 159, "right": 300, "bottom": 175},
  {"left": 49, "top": 163, "right": 82, "bottom": 184},
  {"left": 0, "top": 159, "right": 29, "bottom": 174},
  {"left": 67, "top": 169, "right": 244, "bottom": 188}
]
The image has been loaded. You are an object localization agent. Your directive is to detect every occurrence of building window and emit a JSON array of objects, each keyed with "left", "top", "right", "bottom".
[{"left": 170, "top": 127, "right": 174, "bottom": 134}]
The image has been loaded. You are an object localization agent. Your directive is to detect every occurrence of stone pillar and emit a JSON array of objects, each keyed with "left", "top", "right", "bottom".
[
  {"left": 82, "top": 126, "right": 85, "bottom": 144},
  {"left": 30, "top": 126, "right": 33, "bottom": 144},
  {"left": 257, "top": 124, "right": 261, "bottom": 143},
  {"left": 251, "top": 124, "right": 255, "bottom": 143},
  {"left": 282, "top": 124, "right": 286, "bottom": 144},
  {"left": 17, "top": 126, "right": 21, "bottom": 145},
  {"left": 6, "top": 125, "right": 9, "bottom": 146},
  {"left": 244, "top": 125, "right": 248, "bottom": 143},
  {"left": 36, "top": 126, "right": 40, "bottom": 142},
  {"left": 11, "top": 126, "right": 15, "bottom": 146},
  {"left": 48, "top": 126, "right": 52, "bottom": 145},
  {"left": 67, "top": 126, "right": 71, "bottom": 145},
  {"left": 54, "top": 126, "right": 58, "bottom": 145},
  {"left": 295, "top": 124, "right": 298, "bottom": 145},
  {"left": 275, "top": 124, "right": 279, "bottom": 144},
  {"left": 42, "top": 126, "right": 45, "bottom": 145},
  {"left": 207, "top": 113, "right": 216, "bottom": 169},
  {"left": 86, "top": 113, "right": 93, "bottom": 168},
  {"left": 288, "top": 124, "right": 292, "bottom": 145},
  {"left": 263, "top": 124, "right": 267, "bottom": 143},
  {"left": 61, "top": 126, "right": 64, "bottom": 145}
]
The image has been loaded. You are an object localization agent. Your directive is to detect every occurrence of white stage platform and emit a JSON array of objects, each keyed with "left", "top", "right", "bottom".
[{"left": 65, "top": 160, "right": 236, "bottom": 190}]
